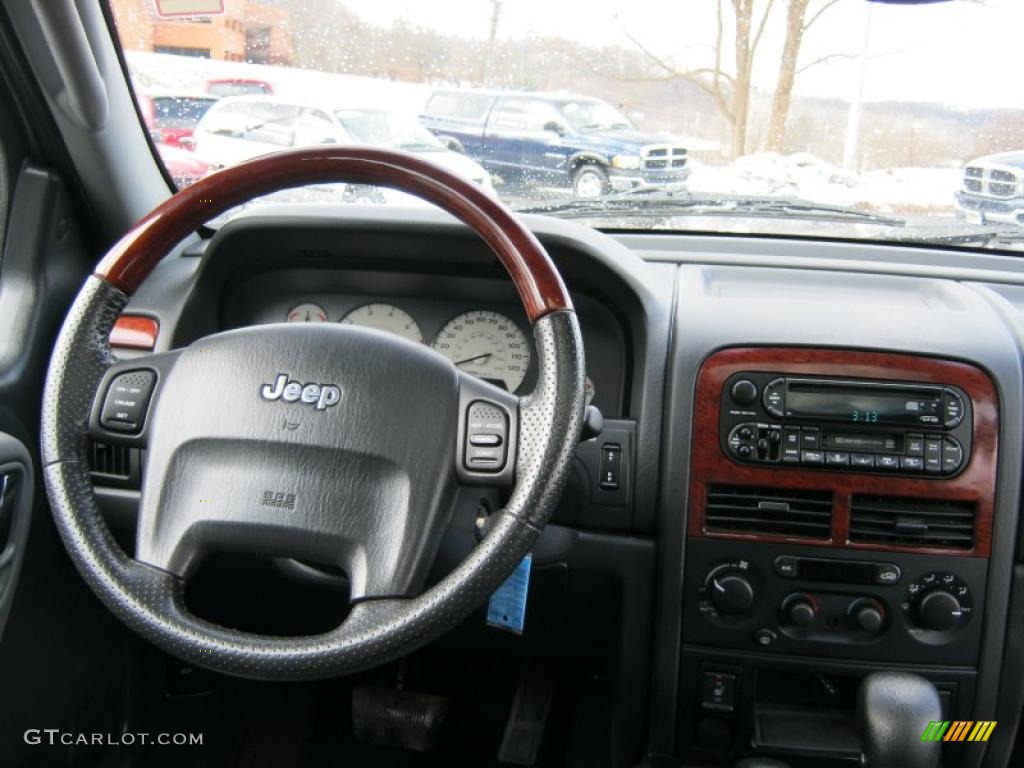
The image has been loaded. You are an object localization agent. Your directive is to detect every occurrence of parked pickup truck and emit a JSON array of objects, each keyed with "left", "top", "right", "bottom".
[
  {"left": 955, "top": 151, "right": 1024, "bottom": 225},
  {"left": 420, "top": 89, "right": 690, "bottom": 197}
]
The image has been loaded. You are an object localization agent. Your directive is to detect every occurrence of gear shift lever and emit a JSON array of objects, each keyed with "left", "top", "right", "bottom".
[{"left": 857, "top": 672, "right": 942, "bottom": 768}]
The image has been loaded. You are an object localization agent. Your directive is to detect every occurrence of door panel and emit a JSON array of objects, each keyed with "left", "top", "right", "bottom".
[{"left": 0, "top": 434, "right": 31, "bottom": 642}]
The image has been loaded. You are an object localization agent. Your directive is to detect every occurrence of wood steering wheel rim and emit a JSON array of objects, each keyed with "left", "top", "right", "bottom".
[{"left": 96, "top": 146, "right": 572, "bottom": 320}]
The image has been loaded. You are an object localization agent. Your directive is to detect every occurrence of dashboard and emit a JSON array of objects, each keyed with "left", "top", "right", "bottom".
[{"left": 95, "top": 205, "right": 1024, "bottom": 768}]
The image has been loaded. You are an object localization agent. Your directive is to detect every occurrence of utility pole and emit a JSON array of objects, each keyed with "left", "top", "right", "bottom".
[
  {"left": 480, "top": 0, "right": 504, "bottom": 86},
  {"left": 842, "top": 2, "right": 873, "bottom": 171}
]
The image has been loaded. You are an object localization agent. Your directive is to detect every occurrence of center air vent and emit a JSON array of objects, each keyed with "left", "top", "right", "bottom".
[
  {"left": 706, "top": 485, "right": 833, "bottom": 539},
  {"left": 850, "top": 495, "right": 976, "bottom": 550}
]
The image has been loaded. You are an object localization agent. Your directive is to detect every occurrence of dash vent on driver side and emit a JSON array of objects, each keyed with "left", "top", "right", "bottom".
[
  {"left": 850, "top": 495, "right": 976, "bottom": 550},
  {"left": 705, "top": 485, "right": 833, "bottom": 539},
  {"left": 87, "top": 440, "right": 131, "bottom": 478}
]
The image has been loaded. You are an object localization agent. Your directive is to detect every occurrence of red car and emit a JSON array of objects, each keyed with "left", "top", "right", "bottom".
[
  {"left": 137, "top": 93, "right": 219, "bottom": 149},
  {"left": 155, "top": 142, "right": 219, "bottom": 188}
]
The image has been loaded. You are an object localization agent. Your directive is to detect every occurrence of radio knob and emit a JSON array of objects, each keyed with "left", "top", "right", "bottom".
[
  {"left": 782, "top": 594, "right": 817, "bottom": 627},
  {"left": 917, "top": 590, "right": 964, "bottom": 632},
  {"left": 850, "top": 599, "right": 886, "bottom": 634},
  {"left": 709, "top": 573, "right": 755, "bottom": 615},
  {"left": 731, "top": 379, "right": 758, "bottom": 406}
]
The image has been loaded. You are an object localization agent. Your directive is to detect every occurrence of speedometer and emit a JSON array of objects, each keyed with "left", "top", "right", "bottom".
[
  {"left": 341, "top": 303, "right": 423, "bottom": 343},
  {"left": 432, "top": 310, "right": 531, "bottom": 392},
  {"left": 286, "top": 303, "right": 328, "bottom": 323}
]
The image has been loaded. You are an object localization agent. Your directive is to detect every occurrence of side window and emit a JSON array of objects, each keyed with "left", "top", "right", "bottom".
[
  {"left": 241, "top": 103, "right": 299, "bottom": 146},
  {"left": 489, "top": 99, "right": 529, "bottom": 131},
  {"left": 293, "top": 109, "right": 339, "bottom": 146},
  {"left": 425, "top": 92, "right": 494, "bottom": 122},
  {"left": 522, "top": 101, "right": 563, "bottom": 132}
]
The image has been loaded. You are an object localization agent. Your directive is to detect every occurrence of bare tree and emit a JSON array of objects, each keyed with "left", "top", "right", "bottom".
[
  {"left": 764, "top": 0, "right": 844, "bottom": 152},
  {"left": 618, "top": 0, "right": 776, "bottom": 158}
]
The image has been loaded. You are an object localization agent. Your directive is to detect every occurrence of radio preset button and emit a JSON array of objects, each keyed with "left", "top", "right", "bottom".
[
  {"left": 801, "top": 450, "right": 824, "bottom": 465},
  {"left": 877, "top": 455, "right": 900, "bottom": 470},
  {"left": 901, "top": 456, "right": 924, "bottom": 471},
  {"left": 942, "top": 439, "right": 964, "bottom": 473},
  {"left": 851, "top": 453, "right": 875, "bottom": 468},
  {"left": 826, "top": 451, "right": 850, "bottom": 466}
]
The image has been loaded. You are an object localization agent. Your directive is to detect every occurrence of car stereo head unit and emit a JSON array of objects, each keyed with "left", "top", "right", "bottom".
[
  {"left": 720, "top": 373, "right": 972, "bottom": 477},
  {"left": 764, "top": 377, "right": 963, "bottom": 429}
]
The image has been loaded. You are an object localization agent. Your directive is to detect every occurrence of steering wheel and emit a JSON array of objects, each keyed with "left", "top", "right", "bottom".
[{"left": 40, "top": 147, "right": 584, "bottom": 680}]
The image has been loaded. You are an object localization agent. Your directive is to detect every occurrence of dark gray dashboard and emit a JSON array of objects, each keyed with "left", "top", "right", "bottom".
[{"left": 107, "top": 205, "right": 1024, "bottom": 768}]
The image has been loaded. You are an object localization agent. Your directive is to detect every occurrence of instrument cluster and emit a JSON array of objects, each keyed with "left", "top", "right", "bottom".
[{"left": 284, "top": 300, "right": 592, "bottom": 400}]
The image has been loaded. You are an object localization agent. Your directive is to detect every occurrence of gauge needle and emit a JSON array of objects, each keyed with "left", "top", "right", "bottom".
[{"left": 455, "top": 353, "right": 492, "bottom": 366}]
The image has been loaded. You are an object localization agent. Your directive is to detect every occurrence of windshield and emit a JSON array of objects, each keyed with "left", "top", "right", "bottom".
[
  {"left": 335, "top": 109, "right": 444, "bottom": 151},
  {"left": 108, "top": 0, "right": 1024, "bottom": 252}
]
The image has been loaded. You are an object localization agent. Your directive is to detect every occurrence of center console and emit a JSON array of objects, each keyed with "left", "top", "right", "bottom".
[{"left": 678, "top": 347, "right": 998, "bottom": 764}]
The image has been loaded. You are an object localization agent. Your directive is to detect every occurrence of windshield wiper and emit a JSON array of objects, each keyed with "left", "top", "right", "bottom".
[
  {"left": 895, "top": 228, "right": 1024, "bottom": 248},
  {"left": 514, "top": 191, "right": 905, "bottom": 227}
]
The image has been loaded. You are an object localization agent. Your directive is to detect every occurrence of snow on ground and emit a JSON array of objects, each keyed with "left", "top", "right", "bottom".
[{"left": 689, "top": 152, "right": 962, "bottom": 216}]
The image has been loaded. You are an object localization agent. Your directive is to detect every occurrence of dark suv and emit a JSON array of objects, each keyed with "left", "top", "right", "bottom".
[{"left": 420, "top": 89, "right": 690, "bottom": 197}]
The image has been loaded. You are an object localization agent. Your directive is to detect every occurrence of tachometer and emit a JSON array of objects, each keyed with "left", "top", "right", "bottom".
[
  {"left": 286, "top": 303, "right": 328, "bottom": 323},
  {"left": 341, "top": 303, "right": 423, "bottom": 343},
  {"left": 433, "top": 310, "right": 531, "bottom": 392}
]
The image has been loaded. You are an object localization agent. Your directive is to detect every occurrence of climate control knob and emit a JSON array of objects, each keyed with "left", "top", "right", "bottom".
[
  {"left": 850, "top": 598, "right": 886, "bottom": 634},
  {"left": 917, "top": 590, "right": 964, "bottom": 632},
  {"left": 905, "top": 572, "right": 971, "bottom": 633},
  {"left": 709, "top": 573, "right": 755, "bottom": 615},
  {"left": 782, "top": 594, "right": 817, "bottom": 627}
]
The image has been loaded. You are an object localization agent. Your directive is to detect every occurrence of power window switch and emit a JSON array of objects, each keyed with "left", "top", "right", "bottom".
[{"left": 599, "top": 443, "right": 622, "bottom": 489}]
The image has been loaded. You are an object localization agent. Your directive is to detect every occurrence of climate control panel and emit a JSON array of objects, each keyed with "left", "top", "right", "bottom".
[{"left": 684, "top": 539, "right": 986, "bottom": 666}]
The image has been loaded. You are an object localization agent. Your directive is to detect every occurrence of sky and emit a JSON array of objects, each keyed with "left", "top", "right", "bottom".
[{"left": 343, "top": 0, "right": 1024, "bottom": 110}]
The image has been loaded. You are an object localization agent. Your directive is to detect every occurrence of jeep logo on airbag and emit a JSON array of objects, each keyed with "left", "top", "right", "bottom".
[{"left": 260, "top": 374, "right": 341, "bottom": 411}]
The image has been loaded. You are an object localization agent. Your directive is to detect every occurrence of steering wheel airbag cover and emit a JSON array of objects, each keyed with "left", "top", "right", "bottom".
[{"left": 43, "top": 276, "right": 582, "bottom": 677}]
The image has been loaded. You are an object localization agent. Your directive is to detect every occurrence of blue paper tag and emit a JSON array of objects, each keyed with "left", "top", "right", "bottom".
[{"left": 487, "top": 555, "right": 532, "bottom": 634}]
